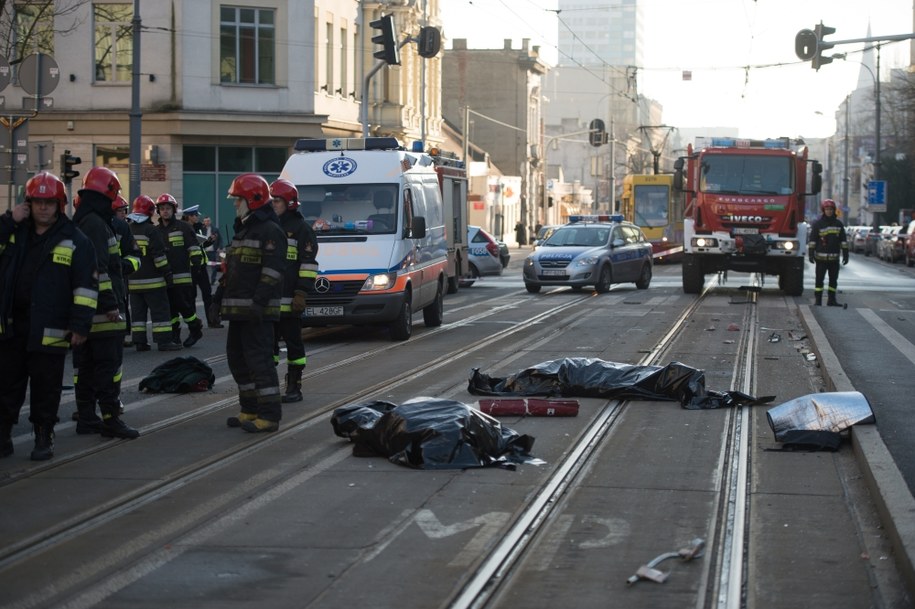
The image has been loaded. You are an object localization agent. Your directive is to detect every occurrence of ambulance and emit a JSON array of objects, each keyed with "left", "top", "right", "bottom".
[{"left": 279, "top": 137, "right": 448, "bottom": 340}]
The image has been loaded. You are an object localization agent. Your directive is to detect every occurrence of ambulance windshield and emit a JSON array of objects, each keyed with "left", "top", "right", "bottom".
[{"left": 296, "top": 183, "right": 399, "bottom": 234}]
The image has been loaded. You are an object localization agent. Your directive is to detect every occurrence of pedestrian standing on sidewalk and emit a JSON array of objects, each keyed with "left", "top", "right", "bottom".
[
  {"left": 808, "top": 198, "right": 849, "bottom": 307},
  {"left": 223, "top": 174, "right": 287, "bottom": 433},
  {"left": 269, "top": 178, "right": 319, "bottom": 403},
  {"left": 0, "top": 172, "right": 97, "bottom": 460}
]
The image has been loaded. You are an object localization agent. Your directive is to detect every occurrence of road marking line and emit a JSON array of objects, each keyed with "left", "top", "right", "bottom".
[{"left": 857, "top": 308, "right": 915, "bottom": 365}]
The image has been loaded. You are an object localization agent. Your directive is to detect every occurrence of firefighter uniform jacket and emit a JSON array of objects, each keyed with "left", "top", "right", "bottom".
[
  {"left": 808, "top": 215, "right": 848, "bottom": 262},
  {"left": 74, "top": 193, "right": 128, "bottom": 336},
  {"left": 278, "top": 209, "right": 319, "bottom": 317},
  {"left": 112, "top": 216, "right": 140, "bottom": 307},
  {"left": 0, "top": 210, "right": 98, "bottom": 352},
  {"left": 222, "top": 206, "right": 286, "bottom": 322},
  {"left": 156, "top": 217, "right": 205, "bottom": 287},
  {"left": 129, "top": 218, "right": 173, "bottom": 291}
]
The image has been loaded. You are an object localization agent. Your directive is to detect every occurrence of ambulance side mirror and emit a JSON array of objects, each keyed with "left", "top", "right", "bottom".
[{"left": 410, "top": 216, "right": 427, "bottom": 239}]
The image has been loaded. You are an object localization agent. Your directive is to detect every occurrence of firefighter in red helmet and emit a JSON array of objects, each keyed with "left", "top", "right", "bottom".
[
  {"left": 127, "top": 195, "right": 178, "bottom": 351},
  {"left": 269, "top": 178, "right": 319, "bottom": 403},
  {"left": 155, "top": 192, "right": 206, "bottom": 348},
  {"left": 223, "top": 173, "right": 287, "bottom": 433},
  {"left": 72, "top": 166, "right": 139, "bottom": 439},
  {"left": 808, "top": 198, "right": 849, "bottom": 306},
  {"left": 0, "top": 172, "right": 97, "bottom": 460}
]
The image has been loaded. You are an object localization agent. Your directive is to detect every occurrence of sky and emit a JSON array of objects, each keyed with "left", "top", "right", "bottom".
[{"left": 440, "top": 0, "right": 914, "bottom": 139}]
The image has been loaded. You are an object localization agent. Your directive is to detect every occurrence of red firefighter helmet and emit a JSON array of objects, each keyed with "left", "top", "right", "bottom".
[
  {"left": 25, "top": 171, "right": 68, "bottom": 212},
  {"left": 80, "top": 166, "right": 121, "bottom": 201},
  {"left": 269, "top": 178, "right": 299, "bottom": 209},
  {"left": 132, "top": 195, "right": 156, "bottom": 217},
  {"left": 112, "top": 194, "right": 129, "bottom": 212},
  {"left": 228, "top": 173, "right": 270, "bottom": 210},
  {"left": 156, "top": 193, "right": 178, "bottom": 209},
  {"left": 821, "top": 199, "right": 837, "bottom": 211}
]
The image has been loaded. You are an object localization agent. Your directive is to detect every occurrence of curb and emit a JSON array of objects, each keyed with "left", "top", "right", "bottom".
[{"left": 797, "top": 304, "right": 915, "bottom": 598}]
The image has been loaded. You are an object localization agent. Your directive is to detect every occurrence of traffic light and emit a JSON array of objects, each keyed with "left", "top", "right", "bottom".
[
  {"left": 812, "top": 22, "right": 836, "bottom": 70},
  {"left": 61, "top": 150, "right": 81, "bottom": 184},
  {"left": 589, "top": 119, "right": 606, "bottom": 147},
  {"left": 370, "top": 14, "right": 400, "bottom": 66}
]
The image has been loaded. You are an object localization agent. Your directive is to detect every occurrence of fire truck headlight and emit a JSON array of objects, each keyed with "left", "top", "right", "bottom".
[
  {"left": 362, "top": 272, "right": 396, "bottom": 291},
  {"left": 773, "top": 240, "right": 798, "bottom": 251},
  {"left": 693, "top": 237, "right": 718, "bottom": 248}
]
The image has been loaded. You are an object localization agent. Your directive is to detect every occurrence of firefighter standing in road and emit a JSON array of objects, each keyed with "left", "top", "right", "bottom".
[
  {"left": 269, "top": 178, "right": 319, "bottom": 403},
  {"left": 180, "top": 205, "right": 216, "bottom": 326},
  {"left": 0, "top": 172, "right": 97, "bottom": 460},
  {"left": 72, "top": 167, "right": 139, "bottom": 439},
  {"left": 808, "top": 198, "right": 849, "bottom": 307},
  {"left": 128, "top": 195, "right": 180, "bottom": 351},
  {"left": 155, "top": 193, "right": 205, "bottom": 348},
  {"left": 223, "top": 173, "right": 287, "bottom": 432}
]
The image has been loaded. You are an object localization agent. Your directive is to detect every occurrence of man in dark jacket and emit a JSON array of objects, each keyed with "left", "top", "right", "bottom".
[
  {"left": 180, "top": 205, "right": 216, "bottom": 327},
  {"left": 0, "top": 172, "right": 97, "bottom": 460},
  {"left": 269, "top": 178, "right": 319, "bottom": 403},
  {"left": 128, "top": 195, "right": 179, "bottom": 351},
  {"left": 155, "top": 193, "right": 205, "bottom": 347},
  {"left": 72, "top": 166, "right": 139, "bottom": 439},
  {"left": 808, "top": 198, "right": 849, "bottom": 307},
  {"left": 222, "top": 173, "right": 287, "bottom": 433},
  {"left": 111, "top": 195, "right": 141, "bottom": 348}
]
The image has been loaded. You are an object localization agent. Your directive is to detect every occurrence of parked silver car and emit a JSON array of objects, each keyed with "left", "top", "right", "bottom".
[{"left": 462, "top": 225, "right": 504, "bottom": 287}]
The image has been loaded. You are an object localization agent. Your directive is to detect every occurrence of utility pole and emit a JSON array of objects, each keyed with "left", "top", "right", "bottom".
[{"left": 129, "top": 0, "right": 141, "bottom": 200}]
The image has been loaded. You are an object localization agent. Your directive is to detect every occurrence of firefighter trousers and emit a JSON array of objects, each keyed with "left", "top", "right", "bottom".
[
  {"left": 814, "top": 259, "right": 840, "bottom": 297},
  {"left": 227, "top": 319, "right": 281, "bottom": 422},
  {"left": 0, "top": 336, "right": 67, "bottom": 427},
  {"left": 274, "top": 316, "right": 307, "bottom": 366},
  {"left": 130, "top": 289, "right": 174, "bottom": 346},
  {"left": 73, "top": 335, "right": 124, "bottom": 418},
  {"left": 167, "top": 284, "right": 201, "bottom": 330}
]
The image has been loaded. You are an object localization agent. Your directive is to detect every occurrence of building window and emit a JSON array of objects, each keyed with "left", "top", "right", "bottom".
[
  {"left": 13, "top": 4, "right": 54, "bottom": 59},
  {"left": 220, "top": 6, "right": 275, "bottom": 85},
  {"left": 339, "top": 26, "right": 347, "bottom": 97},
  {"left": 94, "top": 3, "right": 133, "bottom": 83},
  {"left": 325, "top": 22, "right": 333, "bottom": 93}
]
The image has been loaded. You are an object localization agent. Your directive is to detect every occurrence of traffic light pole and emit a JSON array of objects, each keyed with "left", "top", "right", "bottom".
[{"left": 361, "top": 39, "right": 411, "bottom": 137}]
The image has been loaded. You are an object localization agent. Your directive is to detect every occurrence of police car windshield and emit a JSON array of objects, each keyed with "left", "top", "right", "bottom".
[
  {"left": 543, "top": 225, "right": 610, "bottom": 247},
  {"left": 296, "top": 183, "right": 398, "bottom": 235}
]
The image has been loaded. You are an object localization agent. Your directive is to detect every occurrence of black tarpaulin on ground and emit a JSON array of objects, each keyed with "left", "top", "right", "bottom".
[
  {"left": 138, "top": 356, "right": 215, "bottom": 393},
  {"left": 331, "top": 397, "right": 537, "bottom": 470},
  {"left": 467, "top": 357, "right": 770, "bottom": 409}
]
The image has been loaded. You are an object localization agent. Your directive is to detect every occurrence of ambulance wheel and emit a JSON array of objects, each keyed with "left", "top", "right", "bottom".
[
  {"left": 390, "top": 296, "right": 413, "bottom": 341},
  {"left": 423, "top": 282, "right": 444, "bottom": 327}
]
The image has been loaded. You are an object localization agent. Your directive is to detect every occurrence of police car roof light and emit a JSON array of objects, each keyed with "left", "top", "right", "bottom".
[
  {"left": 568, "top": 214, "right": 622, "bottom": 223},
  {"left": 294, "top": 137, "right": 402, "bottom": 152}
]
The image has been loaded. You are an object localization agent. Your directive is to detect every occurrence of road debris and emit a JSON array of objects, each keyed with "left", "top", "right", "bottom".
[{"left": 627, "top": 538, "right": 706, "bottom": 585}]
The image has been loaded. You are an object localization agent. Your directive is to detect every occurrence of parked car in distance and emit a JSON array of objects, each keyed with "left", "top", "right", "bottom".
[
  {"left": 522, "top": 214, "right": 653, "bottom": 293},
  {"left": 878, "top": 225, "right": 906, "bottom": 263},
  {"left": 904, "top": 220, "right": 915, "bottom": 267},
  {"left": 532, "top": 225, "right": 558, "bottom": 248},
  {"left": 496, "top": 239, "right": 510, "bottom": 268},
  {"left": 461, "top": 225, "right": 504, "bottom": 287},
  {"left": 864, "top": 226, "right": 891, "bottom": 257},
  {"left": 848, "top": 226, "right": 869, "bottom": 254}
]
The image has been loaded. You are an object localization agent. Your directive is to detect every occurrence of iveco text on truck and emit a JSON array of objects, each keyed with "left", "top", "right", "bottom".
[{"left": 673, "top": 137, "right": 822, "bottom": 295}]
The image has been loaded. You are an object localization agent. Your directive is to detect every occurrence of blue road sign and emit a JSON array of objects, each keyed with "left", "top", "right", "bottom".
[{"left": 867, "top": 180, "right": 887, "bottom": 212}]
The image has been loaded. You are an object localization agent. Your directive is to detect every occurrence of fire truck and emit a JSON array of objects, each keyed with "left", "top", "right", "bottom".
[
  {"left": 673, "top": 137, "right": 822, "bottom": 296},
  {"left": 428, "top": 147, "right": 470, "bottom": 293}
]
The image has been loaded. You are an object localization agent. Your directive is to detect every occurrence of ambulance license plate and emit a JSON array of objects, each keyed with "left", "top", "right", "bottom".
[{"left": 305, "top": 306, "right": 343, "bottom": 317}]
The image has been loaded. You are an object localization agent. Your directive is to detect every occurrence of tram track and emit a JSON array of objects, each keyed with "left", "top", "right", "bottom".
[{"left": 449, "top": 276, "right": 764, "bottom": 609}]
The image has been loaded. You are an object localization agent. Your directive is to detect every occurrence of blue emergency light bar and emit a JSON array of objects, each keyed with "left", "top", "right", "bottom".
[
  {"left": 702, "top": 137, "right": 791, "bottom": 150},
  {"left": 568, "top": 214, "right": 624, "bottom": 223},
  {"left": 294, "top": 137, "right": 402, "bottom": 152}
]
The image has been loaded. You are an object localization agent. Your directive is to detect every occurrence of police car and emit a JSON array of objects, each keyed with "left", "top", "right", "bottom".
[{"left": 522, "top": 215, "right": 653, "bottom": 293}]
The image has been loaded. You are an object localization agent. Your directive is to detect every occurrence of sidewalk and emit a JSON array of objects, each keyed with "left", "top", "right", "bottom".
[{"left": 798, "top": 304, "right": 915, "bottom": 598}]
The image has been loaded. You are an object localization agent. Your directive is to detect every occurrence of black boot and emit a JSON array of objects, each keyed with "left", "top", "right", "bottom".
[
  {"left": 0, "top": 422, "right": 13, "bottom": 458},
  {"left": 75, "top": 400, "right": 103, "bottom": 435},
  {"left": 183, "top": 319, "right": 203, "bottom": 347},
  {"left": 827, "top": 294, "right": 843, "bottom": 307},
  {"left": 814, "top": 292, "right": 822, "bottom": 306},
  {"left": 31, "top": 424, "right": 54, "bottom": 461},
  {"left": 101, "top": 415, "right": 140, "bottom": 439},
  {"left": 282, "top": 365, "right": 304, "bottom": 403}
]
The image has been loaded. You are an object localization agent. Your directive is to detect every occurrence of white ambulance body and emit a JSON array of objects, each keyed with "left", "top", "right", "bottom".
[{"left": 279, "top": 137, "right": 447, "bottom": 340}]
